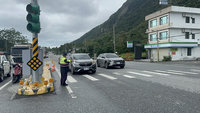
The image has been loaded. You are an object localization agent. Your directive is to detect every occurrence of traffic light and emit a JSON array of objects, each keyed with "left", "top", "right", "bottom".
[{"left": 26, "top": 3, "right": 41, "bottom": 33}]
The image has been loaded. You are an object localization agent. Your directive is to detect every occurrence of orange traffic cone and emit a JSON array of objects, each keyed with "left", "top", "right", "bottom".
[{"left": 51, "top": 64, "right": 55, "bottom": 72}]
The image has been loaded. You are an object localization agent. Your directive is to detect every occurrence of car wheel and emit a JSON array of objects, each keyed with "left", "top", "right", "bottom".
[
  {"left": 0, "top": 71, "right": 4, "bottom": 82},
  {"left": 97, "top": 61, "right": 100, "bottom": 67},
  {"left": 120, "top": 65, "right": 125, "bottom": 69},
  {"left": 105, "top": 62, "right": 109, "bottom": 69},
  {"left": 7, "top": 69, "right": 11, "bottom": 77},
  {"left": 92, "top": 70, "right": 96, "bottom": 74},
  {"left": 71, "top": 66, "right": 75, "bottom": 75}
]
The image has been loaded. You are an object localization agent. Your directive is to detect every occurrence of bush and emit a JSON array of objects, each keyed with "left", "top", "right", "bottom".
[
  {"left": 120, "top": 53, "right": 134, "bottom": 61},
  {"left": 162, "top": 56, "right": 172, "bottom": 61}
]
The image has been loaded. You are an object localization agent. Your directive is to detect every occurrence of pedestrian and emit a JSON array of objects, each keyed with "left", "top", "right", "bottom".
[{"left": 59, "top": 52, "right": 71, "bottom": 86}]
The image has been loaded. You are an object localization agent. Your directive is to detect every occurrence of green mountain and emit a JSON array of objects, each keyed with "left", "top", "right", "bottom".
[{"left": 56, "top": 0, "right": 200, "bottom": 55}]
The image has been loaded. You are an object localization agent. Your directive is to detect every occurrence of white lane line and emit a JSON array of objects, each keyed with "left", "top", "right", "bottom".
[
  {"left": 113, "top": 72, "right": 120, "bottom": 75},
  {"left": 190, "top": 69, "right": 200, "bottom": 72},
  {"left": 55, "top": 66, "right": 77, "bottom": 99},
  {"left": 0, "top": 80, "right": 12, "bottom": 91},
  {"left": 55, "top": 66, "right": 77, "bottom": 83},
  {"left": 168, "top": 70, "right": 198, "bottom": 74},
  {"left": 98, "top": 74, "right": 117, "bottom": 80},
  {"left": 68, "top": 75, "right": 77, "bottom": 83},
  {"left": 66, "top": 86, "right": 77, "bottom": 98},
  {"left": 142, "top": 71, "right": 169, "bottom": 76},
  {"left": 83, "top": 75, "right": 99, "bottom": 81},
  {"left": 128, "top": 71, "right": 153, "bottom": 77},
  {"left": 154, "top": 70, "right": 184, "bottom": 75},
  {"left": 123, "top": 75, "right": 135, "bottom": 79}
]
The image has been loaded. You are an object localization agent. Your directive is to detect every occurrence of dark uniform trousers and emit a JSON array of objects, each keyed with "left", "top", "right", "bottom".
[{"left": 60, "top": 66, "right": 69, "bottom": 85}]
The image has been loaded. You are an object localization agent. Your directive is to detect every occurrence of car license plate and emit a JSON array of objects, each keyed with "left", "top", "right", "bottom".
[
  {"left": 116, "top": 62, "right": 120, "bottom": 64},
  {"left": 84, "top": 67, "right": 89, "bottom": 70}
]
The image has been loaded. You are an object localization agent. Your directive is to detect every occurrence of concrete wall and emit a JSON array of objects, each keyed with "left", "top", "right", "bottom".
[
  {"left": 171, "top": 47, "right": 200, "bottom": 60},
  {"left": 151, "top": 48, "right": 169, "bottom": 61}
]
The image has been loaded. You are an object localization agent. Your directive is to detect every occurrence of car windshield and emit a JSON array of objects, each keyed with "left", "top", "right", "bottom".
[
  {"left": 73, "top": 54, "right": 91, "bottom": 60},
  {"left": 13, "top": 57, "right": 22, "bottom": 63},
  {"left": 105, "top": 54, "right": 119, "bottom": 58}
]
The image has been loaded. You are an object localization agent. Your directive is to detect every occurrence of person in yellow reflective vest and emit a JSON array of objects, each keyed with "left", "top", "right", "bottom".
[{"left": 59, "top": 52, "right": 71, "bottom": 86}]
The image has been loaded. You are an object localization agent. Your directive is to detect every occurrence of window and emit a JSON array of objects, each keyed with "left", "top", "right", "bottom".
[
  {"left": 185, "top": 17, "right": 190, "bottom": 23},
  {"left": 150, "top": 19, "right": 157, "bottom": 28},
  {"left": 192, "top": 34, "right": 195, "bottom": 39},
  {"left": 191, "top": 18, "right": 195, "bottom": 23},
  {"left": 160, "top": 31, "right": 168, "bottom": 40},
  {"left": 185, "top": 32, "right": 189, "bottom": 39},
  {"left": 160, "top": 16, "right": 168, "bottom": 25},
  {"left": 150, "top": 34, "right": 157, "bottom": 41},
  {"left": 187, "top": 48, "right": 192, "bottom": 56}
]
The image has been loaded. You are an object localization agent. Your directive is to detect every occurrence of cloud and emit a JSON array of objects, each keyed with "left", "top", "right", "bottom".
[{"left": 0, "top": 0, "right": 126, "bottom": 47}]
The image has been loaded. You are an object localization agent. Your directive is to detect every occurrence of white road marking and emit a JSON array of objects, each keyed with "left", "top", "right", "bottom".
[
  {"left": 113, "top": 72, "right": 120, "bottom": 75},
  {"left": 190, "top": 69, "right": 200, "bottom": 72},
  {"left": 55, "top": 66, "right": 77, "bottom": 99},
  {"left": 154, "top": 70, "right": 184, "bottom": 75},
  {"left": 0, "top": 80, "right": 12, "bottom": 91},
  {"left": 83, "top": 75, "right": 99, "bottom": 81},
  {"left": 55, "top": 66, "right": 77, "bottom": 83},
  {"left": 98, "top": 74, "right": 117, "bottom": 80},
  {"left": 142, "top": 71, "right": 169, "bottom": 76},
  {"left": 128, "top": 71, "right": 153, "bottom": 77},
  {"left": 66, "top": 86, "right": 77, "bottom": 98},
  {"left": 168, "top": 70, "right": 198, "bottom": 74},
  {"left": 68, "top": 75, "right": 77, "bottom": 83},
  {"left": 123, "top": 75, "right": 135, "bottom": 79}
]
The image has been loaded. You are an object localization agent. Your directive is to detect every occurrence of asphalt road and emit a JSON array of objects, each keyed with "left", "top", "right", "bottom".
[{"left": 0, "top": 54, "right": 200, "bottom": 113}]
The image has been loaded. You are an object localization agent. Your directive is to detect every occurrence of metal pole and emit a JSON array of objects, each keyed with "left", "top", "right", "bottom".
[
  {"left": 157, "top": 32, "right": 160, "bottom": 62},
  {"left": 113, "top": 24, "right": 116, "bottom": 53},
  {"left": 31, "top": 0, "right": 41, "bottom": 83}
]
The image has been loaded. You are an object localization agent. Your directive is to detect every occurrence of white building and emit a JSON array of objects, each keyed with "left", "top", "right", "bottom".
[{"left": 144, "top": 6, "right": 200, "bottom": 61}]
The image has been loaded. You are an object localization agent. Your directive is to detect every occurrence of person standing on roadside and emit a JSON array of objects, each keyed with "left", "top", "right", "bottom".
[{"left": 59, "top": 52, "right": 71, "bottom": 86}]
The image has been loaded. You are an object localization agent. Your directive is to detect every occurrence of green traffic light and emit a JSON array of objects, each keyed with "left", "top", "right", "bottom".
[
  {"left": 26, "top": 3, "right": 40, "bottom": 33},
  {"left": 27, "top": 22, "right": 40, "bottom": 33}
]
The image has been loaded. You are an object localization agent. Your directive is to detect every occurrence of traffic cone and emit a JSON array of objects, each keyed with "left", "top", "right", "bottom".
[{"left": 51, "top": 64, "right": 55, "bottom": 72}]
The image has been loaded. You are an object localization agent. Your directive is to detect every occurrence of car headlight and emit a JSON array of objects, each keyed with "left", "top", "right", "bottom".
[
  {"left": 92, "top": 60, "right": 96, "bottom": 64},
  {"left": 73, "top": 61, "right": 80, "bottom": 66}
]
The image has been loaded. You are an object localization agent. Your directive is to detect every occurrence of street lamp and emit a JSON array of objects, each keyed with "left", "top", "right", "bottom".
[{"left": 113, "top": 24, "right": 116, "bottom": 53}]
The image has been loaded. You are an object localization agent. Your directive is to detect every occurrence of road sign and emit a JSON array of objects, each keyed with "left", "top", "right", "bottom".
[
  {"left": 127, "top": 41, "right": 133, "bottom": 48},
  {"left": 159, "top": 0, "right": 168, "bottom": 5},
  {"left": 27, "top": 57, "right": 43, "bottom": 71}
]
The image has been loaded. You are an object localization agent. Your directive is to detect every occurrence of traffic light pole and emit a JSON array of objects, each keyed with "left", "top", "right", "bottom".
[{"left": 31, "top": 0, "right": 41, "bottom": 83}]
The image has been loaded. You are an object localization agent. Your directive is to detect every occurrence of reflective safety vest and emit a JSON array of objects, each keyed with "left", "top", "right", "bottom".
[
  {"left": 60, "top": 56, "right": 68, "bottom": 65},
  {"left": 59, "top": 56, "right": 71, "bottom": 67}
]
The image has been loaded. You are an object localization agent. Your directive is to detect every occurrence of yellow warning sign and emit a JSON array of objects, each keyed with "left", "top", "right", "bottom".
[{"left": 27, "top": 57, "right": 43, "bottom": 71}]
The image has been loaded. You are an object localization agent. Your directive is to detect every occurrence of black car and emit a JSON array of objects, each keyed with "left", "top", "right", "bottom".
[
  {"left": 69, "top": 53, "right": 96, "bottom": 74},
  {"left": 97, "top": 53, "right": 125, "bottom": 69}
]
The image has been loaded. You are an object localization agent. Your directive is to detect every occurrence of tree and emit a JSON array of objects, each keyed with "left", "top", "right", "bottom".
[{"left": 0, "top": 28, "right": 28, "bottom": 51}]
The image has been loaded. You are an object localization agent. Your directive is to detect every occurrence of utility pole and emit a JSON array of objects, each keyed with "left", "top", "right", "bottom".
[
  {"left": 26, "top": 0, "right": 42, "bottom": 83},
  {"left": 32, "top": 0, "right": 40, "bottom": 83},
  {"left": 157, "top": 32, "right": 160, "bottom": 62},
  {"left": 113, "top": 24, "right": 116, "bottom": 53}
]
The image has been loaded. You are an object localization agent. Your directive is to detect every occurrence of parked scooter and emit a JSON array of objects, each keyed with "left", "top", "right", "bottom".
[{"left": 12, "top": 63, "right": 22, "bottom": 83}]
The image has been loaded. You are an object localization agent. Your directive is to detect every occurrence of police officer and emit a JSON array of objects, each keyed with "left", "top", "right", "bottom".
[{"left": 59, "top": 52, "right": 71, "bottom": 86}]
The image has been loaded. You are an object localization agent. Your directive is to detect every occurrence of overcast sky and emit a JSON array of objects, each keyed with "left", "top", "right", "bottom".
[{"left": 0, "top": 0, "right": 126, "bottom": 47}]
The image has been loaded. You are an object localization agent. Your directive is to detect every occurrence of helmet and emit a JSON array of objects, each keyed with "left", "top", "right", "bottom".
[{"left": 63, "top": 52, "right": 67, "bottom": 56}]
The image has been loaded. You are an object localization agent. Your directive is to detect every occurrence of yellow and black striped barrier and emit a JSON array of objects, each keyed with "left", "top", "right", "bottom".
[{"left": 32, "top": 37, "right": 39, "bottom": 58}]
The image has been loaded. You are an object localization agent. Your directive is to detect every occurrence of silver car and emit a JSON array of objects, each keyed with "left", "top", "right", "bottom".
[
  {"left": 97, "top": 53, "right": 125, "bottom": 69},
  {"left": 69, "top": 53, "right": 96, "bottom": 74}
]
